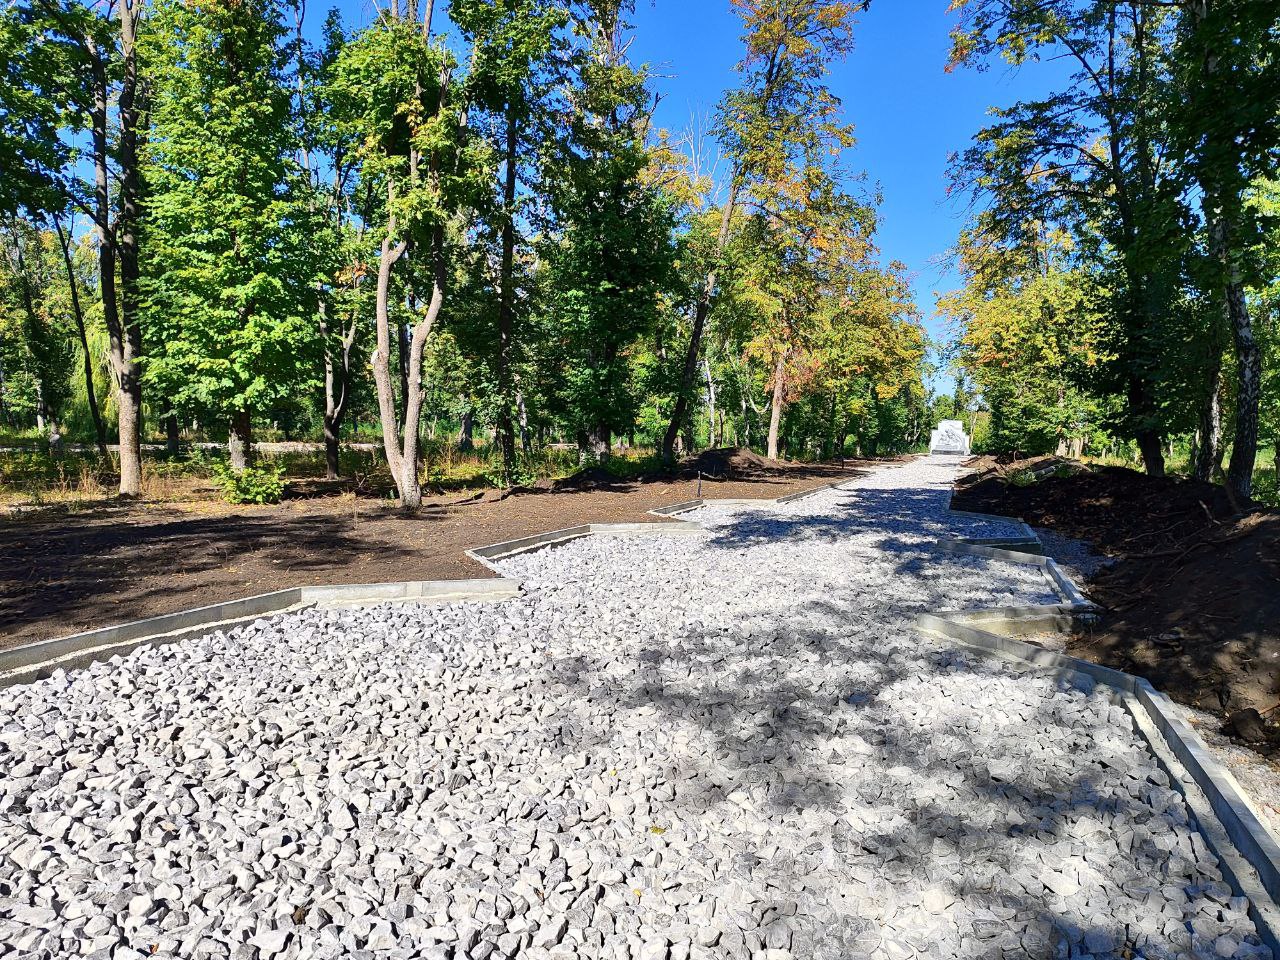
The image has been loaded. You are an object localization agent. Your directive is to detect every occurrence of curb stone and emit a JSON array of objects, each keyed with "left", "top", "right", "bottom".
[
  {"left": 0, "top": 579, "right": 520, "bottom": 689},
  {"left": 920, "top": 510, "right": 1280, "bottom": 952}
]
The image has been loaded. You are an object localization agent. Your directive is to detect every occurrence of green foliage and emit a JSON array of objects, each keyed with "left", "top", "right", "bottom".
[
  {"left": 1007, "top": 467, "right": 1036, "bottom": 488},
  {"left": 140, "top": 0, "right": 321, "bottom": 433},
  {"left": 540, "top": 12, "right": 682, "bottom": 456},
  {"left": 211, "top": 462, "right": 286, "bottom": 504}
]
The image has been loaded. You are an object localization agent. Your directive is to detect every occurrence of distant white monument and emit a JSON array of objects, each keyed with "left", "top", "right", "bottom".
[{"left": 930, "top": 419, "right": 971, "bottom": 455}]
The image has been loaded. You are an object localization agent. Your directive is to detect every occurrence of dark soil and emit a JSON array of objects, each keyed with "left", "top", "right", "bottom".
[
  {"left": 684, "top": 446, "right": 786, "bottom": 479},
  {"left": 0, "top": 460, "right": 876, "bottom": 650},
  {"left": 953, "top": 459, "right": 1280, "bottom": 754},
  {"left": 552, "top": 466, "right": 625, "bottom": 490}
]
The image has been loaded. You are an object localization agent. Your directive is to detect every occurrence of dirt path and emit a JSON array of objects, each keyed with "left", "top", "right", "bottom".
[{"left": 0, "top": 463, "right": 876, "bottom": 649}]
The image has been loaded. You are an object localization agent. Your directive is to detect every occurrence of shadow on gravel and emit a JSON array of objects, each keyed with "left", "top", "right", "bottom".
[
  {"left": 532, "top": 581, "right": 1182, "bottom": 958},
  {"left": 700, "top": 486, "right": 1023, "bottom": 552}
]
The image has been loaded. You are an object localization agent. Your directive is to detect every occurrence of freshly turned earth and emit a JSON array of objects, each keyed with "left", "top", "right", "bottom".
[
  {"left": 952, "top": 460, "right": 1280, "bottom": 732},
  {"left": 0, "top": 458, "right": 1267, "bottom": 959}
]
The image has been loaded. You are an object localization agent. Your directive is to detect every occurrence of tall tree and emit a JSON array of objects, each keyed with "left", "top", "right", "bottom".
[
  {"left": 4, "top": 0, "right": 146, "bottom": 491},
  {"left": 541, "top": 0, "right": 679, "bottom": 462},
  {"left": 949, "top": 0, "right": 1192, "bottom": 476},
  {"left": 296, "top": 8, "right": 367, "bottom": 480},
  {"left": 141, "top": 0, "right": 318, "bottom": 472},
  {"left": 328, "top": 7, "right": 485, "bottom": 507},
  {"left": 661, "top": 0, "right": 862, "bottom": 463},
  {"left": 1170, "top": 0, "right": 1280, "bottom": 498},
  {"left": 452, "top": 0, "right": 563, "bottom": 479}
]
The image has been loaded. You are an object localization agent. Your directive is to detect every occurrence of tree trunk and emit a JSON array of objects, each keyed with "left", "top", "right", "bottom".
[
  {"left": 662, "top": 180, "right": 740, "bottom": 463},
  {"left": 319, "top": 297, "right": 357, "bottom": 482},
  {"left": 165, "top": 414, "right": 180, "bottom": 457},
  {"left": 767, "top": 352, "right": 786, "bottom": 461},
  {"left": 516, "top": 388, "right": 531, "bottom": 453},
  {"left": 371, "top": 226, "right": 409, "bottom": 488},
  {"left": 1128, "top": 376, "right": 1164, "bottom": 476},
  {"left": 702, "top": 358, "right": 716, "bottom": 450},
  {"left": 580, "top": 425, "right": 609, "bottom": 464},
  {"left": 495, "top": 105, "right": 519, "bottom": 479},
  {"left": 323, "top": 420, "right": 341, "bottom": 480},
  {"left": 89, "top": 22, "right": 144, "bottom": 497},
  {"left": 458, "top": 406, "right": 475, "bottom": 452},
  {"left": 53, "top": 215, "right": 108, "bottom": 458},
  {"left": 1193, "top": 354, "right": 1221, "bottom": 482},
  {"left": 397, "top": 322, "right": 410, "bottom": 424},
  {"left": 1222, "top": 245, "right": 1261, "bottom": 500},
  {"left": 372, "top": 221, "right": 445, "bottom": 509},
  {"left": 228, "top": 410, "right": 253, "bottom": 472}
]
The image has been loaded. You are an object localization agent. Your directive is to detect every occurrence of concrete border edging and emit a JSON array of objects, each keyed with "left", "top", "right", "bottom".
[
  {"left": 5, "top": 476, "right": 863, "bottom": 682},
  {"left": 922, "top": 511, "right": 1280, "bottom": 948},
  {"left": 0, "top": 578, "right": 520, "bottom": 689},
  {"left": 466, "top": 477, "right": 862, "bottom": 570}
]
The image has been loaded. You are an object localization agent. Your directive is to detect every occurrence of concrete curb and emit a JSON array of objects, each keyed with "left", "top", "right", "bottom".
[
  {"left": 921, "top": 514, "right": 1280, "bottom": 948},
  {"left": 7, "top": 477, "right": 860, "bottom": 681},
  {"left": 0, "top": 578, "right": 520, "bottom": 689},
  {"left": 465, "top": 521, "right": 707, "bottom": 572},
  {"left": 644, "top": 477, "right": 857, "bottom": 518},
  {"left": 466, "top": 478, "right": 861, "bottom": 571},
  {"left": 947, "top": 508, "right": 1042, "bottom": 553}
]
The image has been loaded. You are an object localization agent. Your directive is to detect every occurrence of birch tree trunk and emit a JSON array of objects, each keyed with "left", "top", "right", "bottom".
[
  {"left": 702, "top": 358, "right": 716, "bottom": 450},
  {"left": 495, "top": 107, "right": 519, "bottom": 479}
]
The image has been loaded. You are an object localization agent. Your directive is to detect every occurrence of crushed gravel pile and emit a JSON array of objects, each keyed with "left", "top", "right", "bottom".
[{"left": 0, "top": 457, "right": 1269, "bottom": 960}]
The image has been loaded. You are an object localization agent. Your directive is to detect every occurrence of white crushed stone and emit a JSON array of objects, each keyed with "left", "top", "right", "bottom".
[{"left": 0, "top": 456, "right": 1269, "bottom": 959}]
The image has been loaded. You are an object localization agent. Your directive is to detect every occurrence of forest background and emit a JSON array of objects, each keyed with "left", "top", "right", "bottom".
[{"left": 2, "top": 0, "right": 1277, "bottom": 507}]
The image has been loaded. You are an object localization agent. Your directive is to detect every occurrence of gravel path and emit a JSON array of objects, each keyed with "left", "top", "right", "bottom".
[{"left": 0, "top": 457, "right": 1270, "bottom": 960}]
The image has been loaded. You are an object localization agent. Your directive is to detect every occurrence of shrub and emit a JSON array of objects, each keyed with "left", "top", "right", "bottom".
[
  {"left": 212, "top": 463, "right": 286, "bottom": 504},
  {"left": 1007, "top": 467, "right": 1037, "bottom": 488}
]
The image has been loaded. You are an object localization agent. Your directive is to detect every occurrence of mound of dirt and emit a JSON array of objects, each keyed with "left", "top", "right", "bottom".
[
  {"left": 685, "top": 446, "right": 784, "bottom": 479},
  {"left": 552, "top": 465, "right": 624, "bottom": 490},
  {"left": 953, "top": 462, "right": 1238, "bottom": 552},
  {"left": 953, "top": 460, "right": 1280, "bottom": 750},
  {"left": 955, "top": 454, "right": 1069, "bottom": 488}
]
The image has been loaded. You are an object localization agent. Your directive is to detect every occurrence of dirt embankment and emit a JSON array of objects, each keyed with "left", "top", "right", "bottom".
[{"left": 953, "top": 459, "right": 1280, "bottom": 753}]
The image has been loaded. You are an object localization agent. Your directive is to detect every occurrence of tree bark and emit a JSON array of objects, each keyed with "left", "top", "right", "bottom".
[
  {"left": 495, "top": 105, "right": 519, "bottom": 480},
  {"left": 767, "top": 351, "right": 786, "bottom": 461},
  {"left": 88, "top": 16, "right": 144, "bottom": 497},
  {"left": 372, "top": 225, "right": 410, "bottom": 488},
  {"left": 516, "top": 387, "right": 531, "bottom": 453},
  {"left": 397, "top": 321, "right": 410, "bottom": 424},
  {"left": 580, "top": 425, "right": 609, "bottom": 464},
  {"left": 702, "top": 358, "right": 716, "bottom": 450},
  {"left": 164, "top": 414, "right": 180, "bottom": 457},
  {"left": 1218, "top": 226, "right": 1261, "bottom": 500},
  {"left": 53, "top": 215, "right": 108, "bottom": 458},
  {"left": 228, "top": 410, "right": 253, "bottom": 472},
  {"left": 1193, "top": 352, "right": 1222, "bottom": 482},
  {"left": 662, "top": 180, "right": 740, "bottom": 463}
]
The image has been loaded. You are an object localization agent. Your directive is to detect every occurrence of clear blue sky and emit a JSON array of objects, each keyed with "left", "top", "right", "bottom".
[{"left": 320, "top": 0, "right": 1067, "bottom": 393}]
